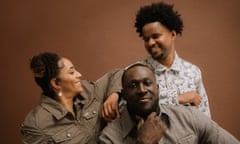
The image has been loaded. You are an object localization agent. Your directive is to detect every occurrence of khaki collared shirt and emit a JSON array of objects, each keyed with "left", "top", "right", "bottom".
[
  {"left": 99, "top": 104, "right": 239, "bottom": 144},
  {"left": 21, "top": 69, "right": 123, "bottom": 144}
]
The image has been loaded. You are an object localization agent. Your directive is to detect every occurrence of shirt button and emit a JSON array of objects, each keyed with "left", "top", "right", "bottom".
[
  {"left": 92, "top": 110, "right": 96, "bottom": 114},
  {"left": 84, "top": 112, "right": 89, "bottom": 117},
  {"left": 67, "top": 133, "right": 71, "bottom": 137}
]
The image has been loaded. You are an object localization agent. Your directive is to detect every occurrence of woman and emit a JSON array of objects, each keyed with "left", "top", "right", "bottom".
[{"left": 21, "top": 52, "right": 122, "bottom": 144}]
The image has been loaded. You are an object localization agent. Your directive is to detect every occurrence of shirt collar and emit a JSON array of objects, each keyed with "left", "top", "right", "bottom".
[
  {"left": 145, "top": 52, "right": 182, "bottom": 73},
  {"left": 40, "top": 94, "right": 84, "bottom": 120},
  {"left": 121, "top": 106, "right": 171, "bottom": 139},
  {"left": 120, "top": 107, "right": 138, "bottom": 138}
]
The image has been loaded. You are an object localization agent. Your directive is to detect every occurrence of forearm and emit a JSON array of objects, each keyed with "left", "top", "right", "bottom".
[
  {"left": 93, "top": 68, "right": 124, "bottom": 100},
  {"left": 178, "top": 93, "right": 191, "bottom": 104},
  {"left": 106, "top": 68, "right": 124, "bottom": 96}
]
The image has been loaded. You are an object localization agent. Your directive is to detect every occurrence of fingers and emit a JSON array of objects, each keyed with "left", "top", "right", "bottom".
[
  {"left": 148, "top": 112, "right": 166, "bottom": 130},
  {"left": 137, "top": 117, "right": 144, "bottom": 129},
  {"left": 102, "top": 101, "right": 120, "bottom": 122},
  {"left": 136, "top": 112, "right": 166, "bottom": 144},
  {"left": 102, "top": 93, "right": 120, "bottom": 122},
  {"left": 102, "top": 102, "right": 112, "bottom": 122},
  {"left": 102, "top": 102, "right": 116, "bottom": 122},
  {"left": 191, "top": 92, "right": 202, "bottom": 106},
  {"left": 148, "top": 111, "right": 158, "bottom": 118}
]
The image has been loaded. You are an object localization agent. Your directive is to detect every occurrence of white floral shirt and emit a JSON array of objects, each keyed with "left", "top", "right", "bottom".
[{"left": 140, "top": 52, "right": 211, "bottom": 117}]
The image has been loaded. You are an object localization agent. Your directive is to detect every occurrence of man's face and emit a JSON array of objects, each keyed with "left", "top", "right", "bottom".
[
  {"left": 142, "top": 22, "right": 176, "bottom": 62},
  {"left": 122, "top": 65, "right": 159, "bottom": 118}
]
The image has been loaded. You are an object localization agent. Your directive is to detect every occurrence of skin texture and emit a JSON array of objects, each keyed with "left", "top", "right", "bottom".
[
  {"left": 122, "top": 65, "right": 166, "bottom": 144},
  {"left": 101, "top": 92, "right": 120, "bottom": 122},
  {"left": 142, "top": 22, "right": 176, "bottom": 68},
  {"left": 122, "top": 66, "right": 159, "bottom": 118},
  {"left": 50, "top": 57, "right": 83, "bottom": 116},
  {"left": 56, "top": 58, "right": 83, "bottom": 96}
]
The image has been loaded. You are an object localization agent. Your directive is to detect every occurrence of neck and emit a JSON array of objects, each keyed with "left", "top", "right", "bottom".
[
  {"left": 58, "top": 96, "right": 75, "bottom": 117},
  {"left": 128, "top": 106, "right": 160, "bottom": 121},
  {"left": 159, "top": 52, "right": 175, "bottom": 68}
]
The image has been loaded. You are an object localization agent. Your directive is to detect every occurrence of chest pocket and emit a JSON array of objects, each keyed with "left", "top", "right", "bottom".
[
  {"left": 82, "top": 98, "right": 101, "bottom": 130},
  {"left": 51, "top": 124, "right": 89, "bottom": 144}
]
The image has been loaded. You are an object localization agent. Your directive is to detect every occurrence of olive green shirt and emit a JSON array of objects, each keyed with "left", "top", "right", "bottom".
[
  {"left": 21, "top": 69, "right": 123, "bottom": 144},
  {"left": 99, "top": 104, "right": 239, "bottom": 144}
]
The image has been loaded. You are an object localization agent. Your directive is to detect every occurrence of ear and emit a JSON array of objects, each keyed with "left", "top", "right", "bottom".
[
  {"left": 50, "top": 78, "right": 60, "bottom": 90},
  {"left": 171, "top": 30, "right": 177, "bottom": 40}
]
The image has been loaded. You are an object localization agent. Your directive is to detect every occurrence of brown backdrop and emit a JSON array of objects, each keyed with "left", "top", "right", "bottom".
[{"left": 0, "top": 0, "right": 239, "bottom": 143}]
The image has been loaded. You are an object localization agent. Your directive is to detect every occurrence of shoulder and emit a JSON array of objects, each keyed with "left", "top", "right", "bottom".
[
  {"left": 178, "top": 57, "right": 201, "bottom": 73},
  {"left": 160, "top": 104, "right": 202, "bottom": 122},
  {"left": 22, "top": 104, "right": 52, "bottom": 130},
  {"left": 102, "top": 108, "right": 129, "bottom": 133},
  {"left": 99, "top": 116, "right": 123, "bottom": 143},
  {"left": 100, "top": 107, "right": 132, "bottom": 142}
]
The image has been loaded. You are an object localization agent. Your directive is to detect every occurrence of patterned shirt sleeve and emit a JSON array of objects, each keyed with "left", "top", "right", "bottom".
[{"left": 195, "top": 70, "right": 211, "bottom": 117}]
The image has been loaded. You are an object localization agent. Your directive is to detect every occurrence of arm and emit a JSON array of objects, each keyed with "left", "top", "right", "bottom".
[
  {"left": 178, "top": 69, "right": 211, "bottom": 117},
  {"left": 21, "top": 122, "right": 48, "bottom": 144},
  {"left": 178, "top": 90, "right": 202, "bottom": 106},
  {"left": 195, "top": 73, "right": 211, "bottom": 117},
  {"left": 102, "top": 92, "right": 120, "bottom": 122},
  {"left": 94, "top": 68, "right": 123, "bottom": 98},
  {"left": 92, "top": 68, "right": 124, "bottom": 122}
]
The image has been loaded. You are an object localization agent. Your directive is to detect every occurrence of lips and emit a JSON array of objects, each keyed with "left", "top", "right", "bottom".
[
  {"left": 138, "top": 97, "right": 152, "bottom": 103},
  {"left": 149, "top": 47, "right": 161, "bottom": 55},
  {"left": 76, "top": 81, "right": 81, "bottom": 85}
]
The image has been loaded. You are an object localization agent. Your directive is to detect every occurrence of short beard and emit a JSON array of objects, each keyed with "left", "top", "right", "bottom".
[{"left": 152, "top": 53, "right": 165, "bottom": 62}]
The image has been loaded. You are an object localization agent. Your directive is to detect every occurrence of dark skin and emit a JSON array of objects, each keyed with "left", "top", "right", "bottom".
[{"left": 122, "top": 65, "right": 167, "bottom": 144}]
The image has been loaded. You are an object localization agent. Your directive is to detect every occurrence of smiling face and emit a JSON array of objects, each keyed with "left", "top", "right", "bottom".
[
  {"left": 57, "top": 57, "right": 83, "bottom": 97},
  {"left": 142, "top": 22, "right": 176, "bottom": 63},
  {"left": 122, "top": 65, "right": 159, "bottom": 118}
]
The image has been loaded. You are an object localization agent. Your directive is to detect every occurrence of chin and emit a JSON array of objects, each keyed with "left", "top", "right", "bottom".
[{"left": 77, "top": 88, "right": 84, "bottom": 93}]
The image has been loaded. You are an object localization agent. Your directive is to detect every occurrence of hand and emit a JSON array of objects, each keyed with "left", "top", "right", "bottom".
[
  {"left": 102, "top": 93, "right": 120, "bottom": 122},
  {"left": 178, "top": 90, "right": 202, "bottom": 106},
  {"left": 136, "top": 112, "right": 166, "bottom": 144}
]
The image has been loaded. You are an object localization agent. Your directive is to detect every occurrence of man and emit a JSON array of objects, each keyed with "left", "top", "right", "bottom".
[
  {"left": 102, "top": 1, "right": 210, "bottom": 121},
  {"left": 99, "top": 63, "right": 239, "bottom": 144},
  {"left": 135, "top": 1, "right": 211, "bottom": 117}
]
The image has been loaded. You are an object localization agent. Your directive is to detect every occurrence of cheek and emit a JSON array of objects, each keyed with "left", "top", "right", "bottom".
[{"left": 61, "top": 80, "right": 75, "bottom": 89}]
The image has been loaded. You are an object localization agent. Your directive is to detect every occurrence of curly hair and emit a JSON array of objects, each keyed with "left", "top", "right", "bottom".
[
  {"left": 30, "top": 52, "right": 61, "bottom": 98},
  {"left": 134, "top": 1, "right": 183, "bottom": 37}
]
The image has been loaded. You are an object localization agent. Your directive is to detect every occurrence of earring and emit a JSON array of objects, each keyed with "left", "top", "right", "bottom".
[{"left": 58, "top": 91, "right": 62, "bottom": 97}]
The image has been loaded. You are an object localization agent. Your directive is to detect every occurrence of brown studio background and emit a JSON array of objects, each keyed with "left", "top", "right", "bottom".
[{"left": 0, "top": 0, "right": 239, "bottom": 143}]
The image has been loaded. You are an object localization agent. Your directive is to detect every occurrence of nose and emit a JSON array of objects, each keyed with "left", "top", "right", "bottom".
[
  {"left": 147, "top": 38, "right": 156, "bottom": 47},
  {"left": 76, "top": 71, "right": 82, "bottom": 78},
  {"left": 137, "top": 83, "right": 147, "bottom": 96}
]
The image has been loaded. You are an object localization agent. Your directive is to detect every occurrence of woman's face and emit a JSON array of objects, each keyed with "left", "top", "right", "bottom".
[{"left": 57, "top": 57, "right": 83, "bottom": 97}]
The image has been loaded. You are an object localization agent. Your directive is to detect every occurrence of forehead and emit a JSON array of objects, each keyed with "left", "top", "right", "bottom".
[
  {"left": 142, "top": 22, "right": 169, "bottom": 35},
  {"left": 124, "top": 66, "right": 155, "bottom": 81},
  {"left": 58, "top": 57, "right": 73, "bottom": 70}
]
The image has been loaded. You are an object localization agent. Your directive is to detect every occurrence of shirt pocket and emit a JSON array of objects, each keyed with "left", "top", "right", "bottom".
[
  {"left": 81, "top": 98, "right": 101, "bottom": 130},
  {"left": 51, "top": 125, "right": 87, "bottom": 144}
]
